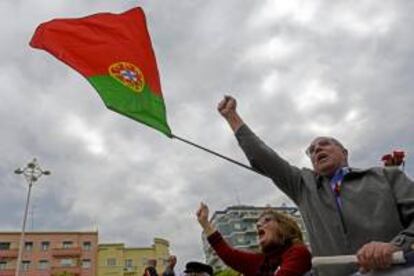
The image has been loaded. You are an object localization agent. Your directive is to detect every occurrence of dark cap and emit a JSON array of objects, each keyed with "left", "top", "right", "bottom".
[{"left": 184, "top": 261, "right": 213, "bottom": 275}]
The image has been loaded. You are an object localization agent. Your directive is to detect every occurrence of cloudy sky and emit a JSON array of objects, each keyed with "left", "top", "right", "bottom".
[{"left": 1, "top": 0, "right": 413, "bottom": 271}]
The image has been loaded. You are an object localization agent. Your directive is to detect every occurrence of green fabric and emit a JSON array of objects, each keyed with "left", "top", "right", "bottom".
[{"left": 88, "top": 75, "right": 171, "bottom": 137}]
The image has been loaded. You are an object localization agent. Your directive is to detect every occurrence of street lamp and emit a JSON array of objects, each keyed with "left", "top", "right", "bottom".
[{"left": 14, "top": 158, "right": 50, "bottom": 276}]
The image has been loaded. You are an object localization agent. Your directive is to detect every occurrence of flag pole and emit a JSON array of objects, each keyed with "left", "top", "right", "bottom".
[{"left": 171, "top": 133, "right": 267, "bottom": 178}]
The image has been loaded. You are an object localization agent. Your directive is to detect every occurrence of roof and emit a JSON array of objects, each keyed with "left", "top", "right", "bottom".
[{"left": 0, "top": 230, "right": 98, "bottom": 235}]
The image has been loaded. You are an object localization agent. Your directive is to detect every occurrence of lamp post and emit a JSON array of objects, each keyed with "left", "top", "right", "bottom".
[{"left": 14, "top": 158, "right": 50, "bottom": 276}]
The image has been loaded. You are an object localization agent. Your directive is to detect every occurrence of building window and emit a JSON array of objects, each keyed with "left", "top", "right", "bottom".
[
  {"left": 0, "top": 261, "right": 7, "bottom": 270},
  {"left": 38, "top": 260, "right": 49, "bottom": 270},
  {"left": 22, "top": 261, "right": 30, "bottom": 271},
  {"left": 83, "top": 241, "right": 92, "bottom": 250},
  {"left": 41, "top": 241, "right": 50, "bottom": 251},
  {"left": 107, "top": 258, "right": 116, "bottom": 267},
  {"left": 237, "top": 236, "right": 245, "bottom": 243},
  {"left": 60, "top": 258, "right": 73, "bottom": 267},
  {"left": 82, "top": 259, "right": 91, "bottom": 269},
  {"left": 62, "top": 241, "right": 73, "bottom": 249},
  {"left": 0, "top": 242, "right": 10, "bottom": 250},
  {"left": 24, "top": 242, "right": 33, "bottom": 251},
  {"left": 125, "top": 259, "right": 133, "bottom": 268},
  {"left": 234, "top": 223, "right": 241, "bottom": 230}
]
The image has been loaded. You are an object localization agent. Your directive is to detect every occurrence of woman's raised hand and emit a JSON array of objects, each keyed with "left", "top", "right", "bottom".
[{"left": 196, "top": 202, "right": 216, "bottom": 236}]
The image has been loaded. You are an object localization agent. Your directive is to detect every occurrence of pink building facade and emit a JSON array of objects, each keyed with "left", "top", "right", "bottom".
[{"left": 0, "top": 231, "right": 98, "bottom": 276}]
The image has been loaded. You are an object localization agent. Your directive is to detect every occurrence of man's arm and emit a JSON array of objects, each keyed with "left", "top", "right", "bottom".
[
  {"left": 357, "top": 168, "right": 414, "bottom": 272},
  {"left": 218, "top": 96, "right": 303, "bottom": 201},
  {"left": 387, "top": 168, "right": 414, "bottom": 250},
  {"left": 356, "top": 241, "right": 400, "bottom": 273}
]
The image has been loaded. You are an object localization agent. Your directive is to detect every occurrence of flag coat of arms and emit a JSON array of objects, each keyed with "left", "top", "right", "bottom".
[{"left": 30, "top": 7, "right": 172, "bottom": 136}]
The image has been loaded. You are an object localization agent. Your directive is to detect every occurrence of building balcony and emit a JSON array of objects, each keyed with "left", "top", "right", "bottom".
[
  {"left": 0, "top": 249, "right": 18, "bottom": 259},
  {"left": 227, "top": 217, "right": 242, "bottom": 223},
  {"left": 51, "top": 266, "right": 81, "bottom": 275},
  {"left": 244, "top": 226, "right": 256, "bottom": 233},
  {"left": 52, "top": 247, "right": 82, "bottom": 257},
  {"left": 0, "top": 269, "right": 15, "bottom": 276},
  {"left": 123, "top": 266, "right": 138, "bottom": 275},
  {"left": 249, "top": 240, "right": 259, "bottom": 247},
  {"left": 242, "top": 214, "right": 258, "bottom": 220},
  {"left": 124, "top": 272, "right": 138, "bottom": 276},
  {"left": 235, "top": 244, "right": 251, "bottom": 249}
]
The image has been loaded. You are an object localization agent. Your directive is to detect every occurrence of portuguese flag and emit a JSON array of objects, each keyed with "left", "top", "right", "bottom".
[{"left": 30, "top": 7, "right": 172, "bottom": 137}]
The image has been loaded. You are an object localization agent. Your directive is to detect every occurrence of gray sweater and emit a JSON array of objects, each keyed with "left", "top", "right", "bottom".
[{"left": 236, "top": 125, "right": 414, "bottom": 276}]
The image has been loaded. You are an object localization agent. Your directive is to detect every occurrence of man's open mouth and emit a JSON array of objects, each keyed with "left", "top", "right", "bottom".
[{"left": 317, "top": 153, "right": 329, "bottom": 163}]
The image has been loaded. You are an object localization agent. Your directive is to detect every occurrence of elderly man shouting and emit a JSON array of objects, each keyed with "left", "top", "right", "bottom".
[{"left": 218, "top": 95, "right": 414, "bottom": 276}]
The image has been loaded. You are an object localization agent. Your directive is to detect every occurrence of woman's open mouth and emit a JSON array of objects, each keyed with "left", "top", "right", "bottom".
[{"left": 258, "top": 229, "right": 265, "bottom": 242}]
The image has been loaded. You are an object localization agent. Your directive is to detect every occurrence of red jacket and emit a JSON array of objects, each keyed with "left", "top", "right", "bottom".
[{"left": 207, "top": 231, "right": 311, "bottom": 276}]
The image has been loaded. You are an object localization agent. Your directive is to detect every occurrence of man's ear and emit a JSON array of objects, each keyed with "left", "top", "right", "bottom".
[{"left": 343, "top": 148, "right": 348, "bottom": 159}]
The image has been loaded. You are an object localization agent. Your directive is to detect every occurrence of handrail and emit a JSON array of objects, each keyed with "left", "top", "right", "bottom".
[{"left": 312, "top": 251, "right": 406, "bottom": 267}]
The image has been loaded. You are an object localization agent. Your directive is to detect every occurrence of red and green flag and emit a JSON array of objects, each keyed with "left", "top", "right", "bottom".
[{"left": 30, "top": 7, "right": 172, "bottom": 137}]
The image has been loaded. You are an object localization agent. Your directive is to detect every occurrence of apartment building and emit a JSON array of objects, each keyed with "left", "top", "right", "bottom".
[
  {"left": 0, "top": 231, "right": 98, "bottom": 276},
  {"left": 202, "top": 205, "right": 308, "bottom": 271},
  {"left": 98, "top": 238, "right": 171, "bottom": 276}
]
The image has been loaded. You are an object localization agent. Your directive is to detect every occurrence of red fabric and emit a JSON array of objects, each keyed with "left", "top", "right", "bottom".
[
  {"left": 30, "top": 7, "right": 162, "bottom": 96},
  {"left": 207, "top": 231, "right": 311, "bottom": 276}
]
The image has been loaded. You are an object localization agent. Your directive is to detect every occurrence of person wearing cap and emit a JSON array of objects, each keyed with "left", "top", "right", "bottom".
[
  {"left": 183, "top": 261, "right": 213, "bottom": 276},
  {"left": 217, "top": 95, "right": 414, "bottom": 275},
  {"left": 197, "top": 202, "right": 311, "bottom": 276}
]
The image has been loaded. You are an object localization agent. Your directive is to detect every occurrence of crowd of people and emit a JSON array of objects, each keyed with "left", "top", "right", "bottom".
[
  {"left": 144, "top": 96, "right": 414, "bottom": 276},
  {"left": 143, "top": 256, "right": 213, "bottom": 276}
]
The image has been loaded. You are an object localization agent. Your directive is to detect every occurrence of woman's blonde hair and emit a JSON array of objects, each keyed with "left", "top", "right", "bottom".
[{"left": 258, "top": 209, "right": 304, "bottom": 245}]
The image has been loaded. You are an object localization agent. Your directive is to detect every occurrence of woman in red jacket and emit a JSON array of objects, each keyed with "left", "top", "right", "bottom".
[{"left": 196, "top": 203, "right": 311, "bottom": 276}]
